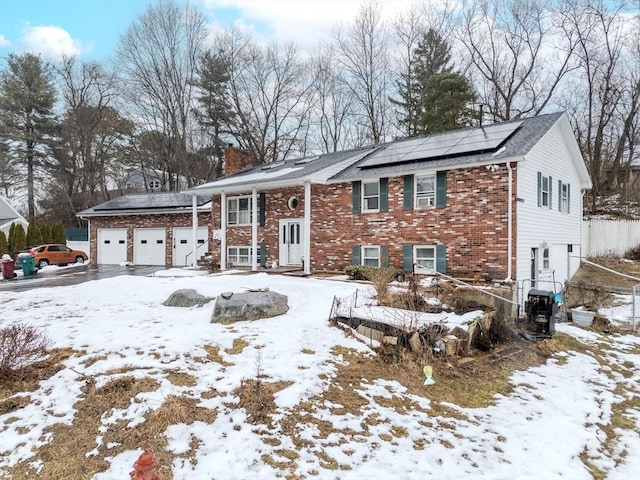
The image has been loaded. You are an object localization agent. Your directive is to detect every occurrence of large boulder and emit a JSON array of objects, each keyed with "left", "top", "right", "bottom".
[
  {"left": 163, "top": 289, "right": 213, "bottom": 307},
  {"left": 211, "top": 289, "right": 289, "bottom": 324}
]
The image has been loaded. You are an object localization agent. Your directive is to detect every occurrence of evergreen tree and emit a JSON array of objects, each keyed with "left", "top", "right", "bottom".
[
  {"left": 420, "top": 72, "right": 477, "bottom": 134},
  {"left": 0, "top": 231, "right": 8, "bottom": 256},
  {"left": 393, "top": 29, "right": 453, "bottom": 137},
  {"left": 0, "top": 53, "right": 56, "bottom": 218},
  {"left": 40, "top": 223, "right": 52, "bottom": 244},
  {"left": 11, "top": 223, "right": 27, "bottom": 255},
  {"left": 7, "top": 222, "right": 16, "bottom": 255},
  {"left": 26, "top": 217, "right": 43, "bottom": 246},
  {"left": 52, "top": 223, "right": 67, "bottom": 244},
  {"left": 193, "top": 51, "right": 236, "bottom": 179}
]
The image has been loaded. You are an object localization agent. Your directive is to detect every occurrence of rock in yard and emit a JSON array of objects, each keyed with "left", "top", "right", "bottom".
[
  {"left": 212, "top": 290, "right": 289, "bottom": 324},
  {"left": 163, "top": 289, "right": 213, "bottom": 307}
]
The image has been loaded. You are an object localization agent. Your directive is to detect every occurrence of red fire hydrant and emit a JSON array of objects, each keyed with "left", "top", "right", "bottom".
[{"left": 129, "top": 450, "right": 160, "bottom": 480}]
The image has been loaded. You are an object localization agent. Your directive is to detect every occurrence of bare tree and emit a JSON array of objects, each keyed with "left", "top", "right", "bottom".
[
  {"left": 458, "top": 0, "right": 576, "bottom": 122},
  {"left": 558, "top": 0, "right": 639, "bottom": 204},
  {"left": 116, "top": 0, "right": 207, "bottom": 188},
  {"left": 219, "top": 27, "right": 314, "bottom": 163},
  {"left": 333, "top": 1, "right": 391, "bottom": 144},
  {"left": 308, "top": 45, "right": 359, "bottom": 152}
]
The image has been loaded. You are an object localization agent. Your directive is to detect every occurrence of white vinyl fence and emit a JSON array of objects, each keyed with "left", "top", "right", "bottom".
[{"left": 583, "top": 219, "right": 640, "bottom": 257}]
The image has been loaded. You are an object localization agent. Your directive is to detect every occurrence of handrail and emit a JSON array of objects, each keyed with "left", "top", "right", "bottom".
[{"left": 184, "top": 241, "right": 208, "bottom": 266}]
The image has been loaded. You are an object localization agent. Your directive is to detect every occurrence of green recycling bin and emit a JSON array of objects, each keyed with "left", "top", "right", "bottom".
[{"left": 18, "top": 254, "right": 37, "bottom": 277}]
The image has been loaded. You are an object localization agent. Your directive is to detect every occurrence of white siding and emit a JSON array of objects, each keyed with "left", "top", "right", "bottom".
[{"left": 516, "top": 119, "right": 585, "bottom": 288}]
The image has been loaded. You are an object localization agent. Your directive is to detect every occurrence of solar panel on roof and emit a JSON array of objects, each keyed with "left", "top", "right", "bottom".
[{"left": 359, "top": 121, "right": 523, "bottom": 169}]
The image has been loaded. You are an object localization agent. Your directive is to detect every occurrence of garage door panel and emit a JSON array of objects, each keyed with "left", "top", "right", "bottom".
[
  {"left": 97, "top": 228, "right": 127, "bottom": 265},
  {"left": 173, "top": 227, "right": 208, "bottom": 266},
  {"left": 134, "top": 228, "right": 166, "bottom": 266}
]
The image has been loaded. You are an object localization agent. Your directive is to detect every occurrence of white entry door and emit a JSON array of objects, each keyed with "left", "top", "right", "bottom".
[
  {"left": 173, "top": 227, "right": 208, "bottom": 266},
  {"left": 279, "top": 219, "right": 304, "bottom": 266},
  {"left": 97, "top": 228, "right": 127, "bottom": 265},
  {"left": 133, "top": 228, "right": 166, "bottom": 265}
]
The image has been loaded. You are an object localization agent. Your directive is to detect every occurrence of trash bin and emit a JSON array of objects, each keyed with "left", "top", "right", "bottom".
[
  {"left": 1, "top": 254, "right": 16, "bottom": 279},
  {"left": 18, "top": 253, "right": 37, "bottom": 278}
]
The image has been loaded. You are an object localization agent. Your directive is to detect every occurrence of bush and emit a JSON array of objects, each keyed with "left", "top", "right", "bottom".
[
  {"left": 345, "top": 265, "right": 371, "bottom": 280},
  {"left": 0, "top": 322, "right": 51, "bottom": 377},
  {"left": 625, "top": 244, "right": 640, "bottom": 261}
]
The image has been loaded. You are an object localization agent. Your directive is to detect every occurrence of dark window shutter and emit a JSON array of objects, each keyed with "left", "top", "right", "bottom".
[
  {"left": 380, "top": 178, "right": 388, "bottom": 212},
  {"left": 436, "top": 171, "right": 447, "bottom": 208},
  {"left": 259, "top": 193, "right": 266, "bottom": 226},
  {"left": 259, "top": 243, "right": 266, "bottom": 267},
  {"left": 352, "top": 181, "right": 361, "bottom": 214},
  {"left": 548, "top": 176, "right": 553, "bottom": 209},
  {"left": 352, "top": 245, "right": 361, "bottom": 265},
  {"left": 558, "top": 180, "right": 562, "bottom": 210},
  {"left": 380, "top": 245, "right": 389, "bottom": 268},
  {"left": 537, "top": 172, "right": 542, "bottom": 207},
  {"left": 402, "top": 244, "right": 413, "bottom": 272},
  {"left": 436, "top": 244, "right": 447, "bottom": 273},
  {"left": 567, "top": 184, "right": 570, "bottom": 213},
  {"left": 403, "top": 175, "right": 414, "bottom": 210}
]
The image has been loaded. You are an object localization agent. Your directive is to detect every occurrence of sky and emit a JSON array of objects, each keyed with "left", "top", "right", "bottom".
[
  {"left": 0, "top": 0, "right": 417, "bottom": 63},
  {"left": 0, "top": 265, "right": 639, "bottom": 478}
]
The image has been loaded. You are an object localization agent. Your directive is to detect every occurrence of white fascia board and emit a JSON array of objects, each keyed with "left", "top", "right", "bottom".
[{"left": 78, "top": 206, "right": 211, "bottom": 218}]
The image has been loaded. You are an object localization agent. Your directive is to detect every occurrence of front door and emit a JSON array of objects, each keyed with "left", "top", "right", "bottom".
[{"left": 279, "top": 219, "right": 303, "bottom": 266}]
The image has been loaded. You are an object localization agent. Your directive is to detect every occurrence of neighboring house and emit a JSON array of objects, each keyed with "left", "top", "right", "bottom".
[
  {"left": 183, "top": 112, "right": 591, "bottom": 290},
  {"left": 125, "top": 168, "right": 189, "bottom": 192},
  {"left": 77, "top": 193, "right": 211, "bottom": 266},
  {"left": 0, "top": 196, "right": 29, "bottom": 238}
]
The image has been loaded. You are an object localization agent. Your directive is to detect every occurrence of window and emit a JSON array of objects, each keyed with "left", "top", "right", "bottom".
[
  {"left": 538, "top": 172, "right": 552, "bottom": 208},
  {"left": 542, "top": 247, "right": 550, "bottom": 270},
  {"left": 414, "top": 246, "right": 436, "bottom": 270},
  {"left": 148, "top": 179, "right": 162, "bottom": 191},
  {"left": 415, "top": 175, "right": 435, "bottom": 208},
  {"left": 228, "top": 246, "right": 252, "bottom": 265},
  {"left": 361, "top": 246, "right": 380, "bottom": 267},
  {"left": 362, "top": 181, "right": 380, "bottom": 211},
  {"left": 228, "top": 196, "right": 254, "bottom": 225},
  {"left": 559, "top": 181, "right": 570, "bottom": 213}
]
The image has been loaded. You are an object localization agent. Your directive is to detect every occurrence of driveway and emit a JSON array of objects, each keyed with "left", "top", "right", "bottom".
[{"left": 0, "top": 264, "right": 166, "bottom": 292}]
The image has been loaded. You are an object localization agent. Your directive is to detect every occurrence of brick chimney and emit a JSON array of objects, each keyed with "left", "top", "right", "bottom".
[{"left": 224, "top": 145, "right": 259, "bottom": 176}]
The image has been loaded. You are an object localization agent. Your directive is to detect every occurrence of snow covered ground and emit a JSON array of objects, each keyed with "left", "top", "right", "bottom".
[{"left": 0, "top": 269, "right": 639, "bottom": 479}]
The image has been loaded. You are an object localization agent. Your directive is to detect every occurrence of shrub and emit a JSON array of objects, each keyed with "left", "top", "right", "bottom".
[
  {"left": 0, "top": 322, "right": 51, "bottom": 377},
  {"left": 364, "top": 267, "right": 401, "bottom": 306},
  {"left": 345, "top": 265, "right": 371, "bottom": 280},
  {"left": 625, "top": 244, "right": 640, "bottom": 261}
]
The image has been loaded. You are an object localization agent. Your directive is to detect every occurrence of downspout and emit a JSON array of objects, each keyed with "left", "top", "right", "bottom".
[
  {"left": 251, "top": 187, "right": 258, "bottom": 271},
  {"left": 191, "top": 195, "right": 198, "bottom": 267},
  {"left": 220, "top": 191, "right": 227, "bottom": 271},
  {"left": 304, "top": 181, "right": 311, "bottom": 275},
  {"left": 506, "top": 161, "right": 513, "bottom": 281}
]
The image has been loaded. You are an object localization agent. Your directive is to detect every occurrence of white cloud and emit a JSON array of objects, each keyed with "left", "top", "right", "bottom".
[
  {"left": 21, "top": 25, "right": 92, "bottom": 61},
  {"left": 204, "top": 0, "right": 417, "bottom": 52},
  {"left": 0, "top": 34, "right": 10, "bottom": 48}
]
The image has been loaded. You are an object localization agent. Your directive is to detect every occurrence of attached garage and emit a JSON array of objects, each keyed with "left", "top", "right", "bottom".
[
  {"left": 173, "top": 227, "right": 208, "bottom": 266},
  {"left": 134, "top": 228, "right": 167, "bottom": 265},
  {"left": 97, "top": 228, "right": 127, "bottom": 265},
  {"left": 78, "top": 193, "right": 212, "bottom": 267}
]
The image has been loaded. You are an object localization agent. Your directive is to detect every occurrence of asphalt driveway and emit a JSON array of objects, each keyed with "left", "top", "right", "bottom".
[{"left": 0, "top": 264, "right": 166, "bottom": 292}]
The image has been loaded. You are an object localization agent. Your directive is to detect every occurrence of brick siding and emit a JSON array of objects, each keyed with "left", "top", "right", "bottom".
[
  {"left": 209, "top": 166, "right": 518, "bottom": 279},
  {"left": 88, "top": 213, "right": 210, "bottom": 265}
]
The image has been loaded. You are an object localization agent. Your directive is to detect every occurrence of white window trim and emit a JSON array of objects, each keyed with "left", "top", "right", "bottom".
[
  {"left": 227, "top": 245, "right": 258, "bottom": 266},
  {"left": 560, "top": 182, "right": 569, "bottom": 213},
  {"left": 362, "top": 180, "right": 380, "bottom": 212},
  {"left": 540, "top": 175, "right": 551, "bottom": 207},
  {"left": 414, "top": 245, "right": 436, "bottom": 271},
  {"left": 542, "top": 247, "right": 550, "bottom": 271},
  {"left": 361, "top": 245, "right": 380, "bottom": 267},
  {"left": 227, "top": 195, "right": 254, "bottom": 226},
  {"left": 415, "top": 174, "right": 436, "bottom": 209}
]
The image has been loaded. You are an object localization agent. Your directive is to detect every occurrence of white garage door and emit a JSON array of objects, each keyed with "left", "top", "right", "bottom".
[
  {"left": 173, "top": 227, "right": 208, "bottom": 266},
  {"left": 97, "top": 228, "right": 128, "bottom": 265},
  {"left": 133, "top": 228, "right": 167, "bottom": 266}
]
